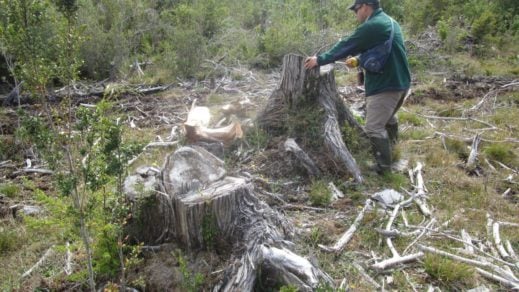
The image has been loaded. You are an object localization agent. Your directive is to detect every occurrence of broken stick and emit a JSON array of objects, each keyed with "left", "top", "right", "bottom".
[{"left": 318, "top": 199, "right": 372, "bottom": 252}]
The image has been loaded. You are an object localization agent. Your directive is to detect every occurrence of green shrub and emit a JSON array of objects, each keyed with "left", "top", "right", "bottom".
[
  {"left": 93, "top": 224, "right": 120, "bottom": 279},
  {"left": 309, "top": 180, "right": 331, "bottom": 206},
  {"left": 177, "top": 250, "right": 204, "bottom": 292},
  {"left": 471, "top": 10, "right": 497, "bottom": 44}
]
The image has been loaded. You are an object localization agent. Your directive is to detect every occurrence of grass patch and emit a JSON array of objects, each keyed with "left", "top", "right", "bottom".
[
  {"left": 0, "top": 229, "right": 23, "bottom": 253},
  {"left": 398, "top": 111, "right": 424, "bottom": 126},
  {"left": 424, "top": 254, "right": 475, "bottom": 287},
  {"left": 425, "top": 147, "right": 461, "bottom": 167},
  {"left": 483, "top": 143, "right": 518, "bottom": 168},
  {"left": 244, "top": 126, "right": 268, "bottom": 150},
  {"left": 401, "top": 129, "right": 429, "bottom": 140},
  {"left": 443, "top": 137, "right": 469, "bottom": 161},
  {"left": 0, "top": 183, "right": 20, "bottom": 198}
]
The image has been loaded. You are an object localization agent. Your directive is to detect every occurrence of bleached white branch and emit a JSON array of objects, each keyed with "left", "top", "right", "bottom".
[
  {"left": 403, "top": 218, "right": 436, "bottom": 255},
  {"left": 64, "top": 241, "right": 73, "bottom": 275},
  {"left": 318, "top": 199, "right": 372, "bottom": 253},
  {"left": 505, "top": 240, "right": 518, "bottom": 261},
  {"left": 21, "top": 246, "right": 54, "bottom": 279},
  {"left": 476, "top": 267, "right": 519, "bottom": 289},
  {"left": 417, "top": 245, "right": 519, "bottom": 283},
  {"left": 352, "top": 262, "right": 381, "bottom": 289},
  {"left": 493, "top": 222, "right": 511, "bottom": 260},
  {"left": 461, "top": 229, "right": 475, "bottom": 254},
  {"left": 371, "top": 252, "right": 424, "bottom": 271}
]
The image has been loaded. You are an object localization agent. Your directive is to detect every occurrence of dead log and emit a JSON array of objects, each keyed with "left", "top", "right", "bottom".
[
  {"left": 257, "top": 54, "right": 363, "bottom": 183},
  {"left": 184, "top": 105, "right": 243, "bottom": 145},
  {"left": 125, "top": 145, "right": 333, "bottom": 290},
  {"left": 465, "top": 133, "right": 482, "bottom": 174}
]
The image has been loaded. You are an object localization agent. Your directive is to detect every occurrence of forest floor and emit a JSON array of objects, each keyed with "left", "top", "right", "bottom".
[{"left": 1, "top": 39, "right": 519, "bottom": 290}]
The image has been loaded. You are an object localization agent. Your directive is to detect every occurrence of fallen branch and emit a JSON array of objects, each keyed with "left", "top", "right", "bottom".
[
  {"left": 371, "top": 252, "right": 424, "bottom": 271},
  {"left": 410, "top": 225, "right": 516, "bottom": 268},
  {"left": 284, "top": 138, "right": 321, "bottom": 177},
  {"left": 493, "top": 222, "right": 511, "bottom": 260},
  {"left": 318, "top": 199, "right": 372, "bottom": 252},
  {"left": 461, "top": 229, "right": 475, "bottom": 254},
  {"left": 12, "top": 168, "right": 54, "bottom": 175},
  {"left": 352, "top": 261, "right": 381, "bottom": 289},
  {"left": 281, "top": 204, "right": 328, "bottom": 212},
  {"left": 410, "top": 163, "right": 432, "bottom": 217},
  {"left": 417, "top": 245, "right": 519, "bottom": 283},
  {"left": 142, "top": 141, "right": 179, "bottom": 150},
  {"left": 419, "top": 114, "right": 498, "bottom": 130},
  {"left": 476, "top": 267, "right": 519, "bottom": 290},
  {"left": 371, "top": 195, "right": 425, "bottom": 270},
  {"left": 486, "top": 214, "right": 501, "bottom": 258},
  {"left": 505, "top": 240, "right": 518, "bottom": 261},
  {"left": 403, "top": 218, "right": 436, "bottom": 255},
  {"left": 21, "top": 246, "right": 54, "bottom": 279},
  {"left": 64, "top": 242, "right": 73, "bottom": 275}
]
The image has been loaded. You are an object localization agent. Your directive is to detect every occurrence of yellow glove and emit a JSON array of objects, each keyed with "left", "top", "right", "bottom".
[{"left": 345, "top": 57, "right": 359, "bottom": 68}]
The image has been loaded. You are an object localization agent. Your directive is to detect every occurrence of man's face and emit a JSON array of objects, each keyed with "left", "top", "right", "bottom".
[{"left": 353, "top": 4, "right": 369, "bottom": 23}]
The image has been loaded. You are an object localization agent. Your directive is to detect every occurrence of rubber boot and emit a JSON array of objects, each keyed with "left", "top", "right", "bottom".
[
  {"left": 385, "top": 123, "right": 399, "bottom": 146},
  {"left": 370, "top": 137, "right": 392, "bottom": 174}
]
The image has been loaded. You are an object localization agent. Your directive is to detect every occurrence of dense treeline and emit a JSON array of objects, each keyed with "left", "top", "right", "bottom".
[{"left": 0, "top": 0, "right": 518, "bottom": 91}]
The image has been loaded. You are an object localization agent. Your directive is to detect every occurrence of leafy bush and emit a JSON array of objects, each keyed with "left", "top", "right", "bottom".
[
  {"left": 471, "top": 10, "right": 497, "bottom": 44},
  {"left": 93, "top": 224, "right": 120, "bottom": 279}
]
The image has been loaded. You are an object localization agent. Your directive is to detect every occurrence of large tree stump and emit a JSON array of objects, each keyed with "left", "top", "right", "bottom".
[
  {"left": 257, "top": 54, "right": 363, "bottom": 183},
  {"left": 125, "top": 145, "right": 333, "bottom": 290}
]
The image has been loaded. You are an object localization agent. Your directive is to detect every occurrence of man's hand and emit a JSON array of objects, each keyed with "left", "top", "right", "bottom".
[
  {"left": 304, "top": 56, "right": 318, "bottom": 69},
  {"left": 345, "top": 57, "right": 359, "bottom": 68}
]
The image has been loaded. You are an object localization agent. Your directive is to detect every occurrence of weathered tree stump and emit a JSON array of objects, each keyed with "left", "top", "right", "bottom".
[
  {"left": 257, "top": 54, "right": 363, "bottom": 183},
  {"left": 124, "top": 145, "right": 333, "bottom": 290}
]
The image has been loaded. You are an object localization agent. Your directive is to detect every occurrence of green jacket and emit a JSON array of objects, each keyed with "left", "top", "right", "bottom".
[{"left": 317, "top": 8, "right": 411, "bottom": 96}]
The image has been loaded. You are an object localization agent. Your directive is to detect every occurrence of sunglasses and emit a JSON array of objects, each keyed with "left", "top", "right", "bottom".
[{"left": 353, "top": 4, "right": 363, "bottom": 13}]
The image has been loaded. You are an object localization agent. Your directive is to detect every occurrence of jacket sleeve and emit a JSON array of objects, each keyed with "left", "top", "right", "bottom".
[
  {"left": 317, "top": 38, "right": 360, "bottom": 66},
  {"left": 317, "top": 22, "right": 379, "bottom": 66}
]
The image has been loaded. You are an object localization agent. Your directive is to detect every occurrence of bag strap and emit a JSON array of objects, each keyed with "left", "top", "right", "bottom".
[{"left": 387, "top": 18, "right": 395, "bottom": 52}]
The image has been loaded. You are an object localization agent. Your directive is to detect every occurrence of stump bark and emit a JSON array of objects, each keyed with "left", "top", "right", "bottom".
[
  {"left": 125, "top": 145, "right": 333, "bottom": 290},
  {"left": 257, "top": 54, "right": 363, "bottom": 183}
]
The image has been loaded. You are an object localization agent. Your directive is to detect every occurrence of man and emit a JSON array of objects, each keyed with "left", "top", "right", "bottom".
[{"left": 304, "top": 0, "right": 410, "bottom": 174}]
